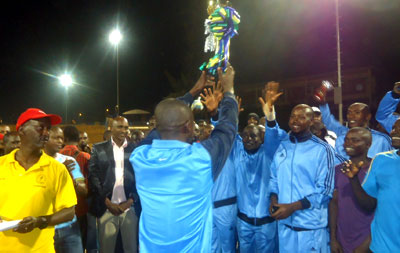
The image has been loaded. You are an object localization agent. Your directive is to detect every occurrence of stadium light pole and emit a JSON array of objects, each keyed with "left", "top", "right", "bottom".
[
  {"left": 58, "top": 74, "right": 73, "bottom": 123},
  {"left": 109, "top": 29, "right": 122, "bottom": 115},
  {"left": 335, "top": 0, "right": 343, "bottom": 124}
]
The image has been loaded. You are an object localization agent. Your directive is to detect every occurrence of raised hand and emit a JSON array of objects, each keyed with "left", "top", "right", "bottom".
[
  {"left": 218, "top": 65, "right": 235, "bottom": 94},
  {"left": 259, "top": 81, "right": 283, "bottom": 115},
  {"left": 340, "top": 160, "right": 364, "bottom": 179},
  {"left": 189, "top": 71, "right": 215, "bottom": 97},
  {"left": 200, "top": 83, "right": 223, "bottom": 115},
  {"left": 236, "top": 96, "right": 244, "bottom": 114}
]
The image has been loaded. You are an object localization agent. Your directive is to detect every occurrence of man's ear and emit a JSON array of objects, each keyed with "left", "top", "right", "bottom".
[
  {"left": 18, "top": 125, "right": 25, "bottom": 137},
  {"left": 182, "top": 121, "right": 193, "bottom": 135}
]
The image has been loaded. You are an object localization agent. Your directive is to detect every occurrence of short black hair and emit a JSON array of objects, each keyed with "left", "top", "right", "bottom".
[
  {"left": 63, "top": 125, "right": 80, "bottom": 142},
  {"left": 247, "top": 113, "right": 260, "bottom": 122}
]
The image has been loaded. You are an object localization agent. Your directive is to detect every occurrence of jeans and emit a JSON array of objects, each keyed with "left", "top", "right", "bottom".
[
  {"left": 54, "top": 220, "right": 84, "bottom": 253},
  {"left": 78, "top": 213, "right": 100, "bottom": 253}
]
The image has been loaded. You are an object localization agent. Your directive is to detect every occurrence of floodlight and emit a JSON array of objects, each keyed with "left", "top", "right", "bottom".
[
  {"left": 59, "top": 74, "right": 73, "bottom": 88},
  {"left": 109, "top": 29, "right": 122, "bottom": 46}
]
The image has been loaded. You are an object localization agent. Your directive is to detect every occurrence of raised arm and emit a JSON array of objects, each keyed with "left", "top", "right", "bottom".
[
  {"left": 319, "top": 103, "right": 347, "bottom": 135},
  {"left": 376, "top": 82, "right": 400, "bottom": 133},
  {"left": 139, "top": 72, "right": 215, "bottom": 146},
  {"left": 259, "top": 81, "right": 286, "bottom": 157},
  {"left": 177, "top": 71, "right": 215, "bottom": 106},
  {"left": 201, "top": 66, "right": 238, "bottom": 181}
]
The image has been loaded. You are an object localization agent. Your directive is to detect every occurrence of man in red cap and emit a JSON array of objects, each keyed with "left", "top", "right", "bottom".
[{"left": 0, "top": 108, "right": 77, "bottom": 253}]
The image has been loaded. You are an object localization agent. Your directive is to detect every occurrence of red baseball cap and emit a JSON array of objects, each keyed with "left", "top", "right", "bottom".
[{"left": 16, "top": 108, "right": 62, "bottom": 131}]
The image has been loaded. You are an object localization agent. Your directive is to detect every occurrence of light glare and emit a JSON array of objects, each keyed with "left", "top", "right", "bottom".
[
  {"left": 109, "top": 29, "right": 122, "bottom": 45},
  {"left": 59, "top": 74, "right": 73, "bottom": 87}
]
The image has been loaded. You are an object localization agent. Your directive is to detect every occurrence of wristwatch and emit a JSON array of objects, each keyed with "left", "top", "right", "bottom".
[{"left": 36, "top": 216, "right": 49, "bottom": 230}]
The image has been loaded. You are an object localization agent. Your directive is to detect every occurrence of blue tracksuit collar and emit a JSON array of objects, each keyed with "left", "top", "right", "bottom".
[
  {"left": 289, "top": 131, "right": 313, "bottom": 143},
  {"left": 152, "top": 139, "right": 191, "bottom": 148}
]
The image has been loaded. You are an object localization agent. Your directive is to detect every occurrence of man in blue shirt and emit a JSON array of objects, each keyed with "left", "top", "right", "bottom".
[
  {"left": 130, "top": 67, "right": 238, "bottom": 252},
  {"left": 269, "top": 99, "right": 335, "bottom": 252},
  {"left": 234, "top": 82, "right": 285, "bottom": 253},
  {"left": 375, "top": 81, "right": 400, "bottom": 134},
  {"left": 341, "top": 118, "right": 400, "bottom": 252},
  {"left": 319, "top": 101, "right": 392, "bottom": 160},
  {"left": 201, "top": 85, "right": 238, "bottom": 253}
]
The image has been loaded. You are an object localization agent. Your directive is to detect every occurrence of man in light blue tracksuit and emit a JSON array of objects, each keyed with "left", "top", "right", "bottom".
[
  {"left": 203, "top": 87, "right": 238, "bottom": 253},
  {"left": 131, "top": 67, "right": 238, "bottom": 253},
  {"left": 269, "top": 102, "right": 335, "bottom": 253},
  {"left": 233, "top": 82, "right": 284, "bottom": 253},
  {"left": 376, "top": 81, "right": 400, "bottom": 134},
  {"left": 211, "top": 152, "right": 237, "bottom": 253},
  {"left": 319, "top": 102, "right": 392, "bottom": 160},
  {"left": 235, "top": 124, "right": 281, "bottom": 253}
]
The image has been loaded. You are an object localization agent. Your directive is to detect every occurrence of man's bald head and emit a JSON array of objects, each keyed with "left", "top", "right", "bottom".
[
  {"left": 289, "top": 104, "right": 314, "bottom": 134},
  {"left": 348, "top": 127, "right": 372, "bottom": 145},
  {"left": 347, "top": 103, "right": 371, "bottom": 128},
  {"left": 155, "top": 98, "right": 194, "bottom": 140},
  {"left": 344, "top": 127, "right": 372, "bottom": 158},
  {"left": 292, "top": 104, "right": 314, "bottom": 120},
  {"left": 111, "top": 116, "right": 129, "bottom": 144},
  {"left": 349, "top": 102, "right": 370, "bottom": 114}
]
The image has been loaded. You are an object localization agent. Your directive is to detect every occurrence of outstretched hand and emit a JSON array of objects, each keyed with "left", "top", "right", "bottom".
[
  {"left": 340, "top": 160, "right": 364, "bottom": 179},
  {"left": 236, "top": 96, "right": 244, "bottom": 114},
  {"left": 259, "top": 81, "right": 283, "bottom": 116},
  {"left": 200, "top": 82, "right": 223, "bottom": 115},
  {"left": 189, "top": 71, "right": 215, "bottom": 97},
  {"left": 218, "top": 65, "right": 235, "bottom": 94}
]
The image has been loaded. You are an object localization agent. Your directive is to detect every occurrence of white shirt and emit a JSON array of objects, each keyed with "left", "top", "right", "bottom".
[
  {"left": 111, "top": 137, "right": 128, "bottom": 204},
  {"left": 325, "top": 130, "right": 337, "bottom": 147}
]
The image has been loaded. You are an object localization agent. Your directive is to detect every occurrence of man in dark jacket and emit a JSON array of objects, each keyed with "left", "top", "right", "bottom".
[{"left": 89, "top": 116, "right": 139, "bottom": 253}]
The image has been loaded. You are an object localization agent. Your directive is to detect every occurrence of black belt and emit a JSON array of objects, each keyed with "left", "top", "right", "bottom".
[
  {"left": 213, "top": 196, "right": 237, "bottom": 208},
  {"left": 284, "top": 224, "right": 312, "bottom": 232},
  {"left": 238, "top": 212, "right": 274, "bottom": 226}
]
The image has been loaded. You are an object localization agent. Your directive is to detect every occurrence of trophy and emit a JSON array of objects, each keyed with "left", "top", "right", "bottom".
[
  {"left": 200, "top": 0, "right": 240, "bottom": 76},
  {"left": 314, "top": 80, "right": 333, "bottom": 103}
]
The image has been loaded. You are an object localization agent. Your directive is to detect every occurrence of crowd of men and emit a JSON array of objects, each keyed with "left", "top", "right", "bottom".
[{"left": 0, "top": 68, "right": 399, "bottom": 253}]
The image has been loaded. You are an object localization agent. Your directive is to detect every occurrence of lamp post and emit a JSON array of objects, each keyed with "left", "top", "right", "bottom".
[
  {"left": 109, "top": 29, "right": 122, "bottom": 115},
  {"left": 335, "top": 0, "right": 343, "bottom": 124},
  {"left": 58, "top": 74, "right": 73, "bottom": 123}
]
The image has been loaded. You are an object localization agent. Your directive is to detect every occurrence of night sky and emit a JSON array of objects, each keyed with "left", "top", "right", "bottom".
[{"left": 1, "top": 0, "right": 400, "bottom": 124}]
